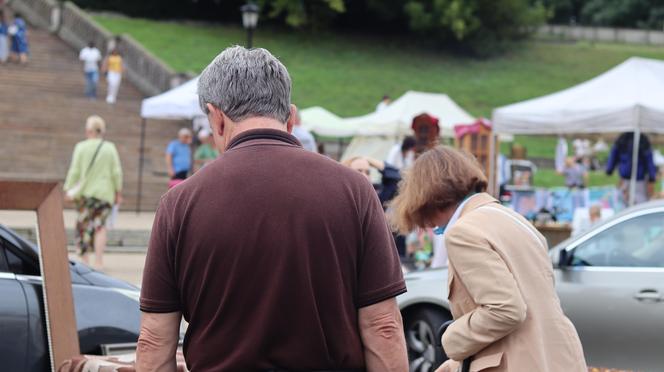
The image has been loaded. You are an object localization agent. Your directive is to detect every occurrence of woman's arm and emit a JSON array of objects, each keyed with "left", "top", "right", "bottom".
[
  {"left": 64, "top": 145, "right": 82, "bottom": 191},
  {"left": 442, "top": 223, "right": 527, "bottom": 361}
]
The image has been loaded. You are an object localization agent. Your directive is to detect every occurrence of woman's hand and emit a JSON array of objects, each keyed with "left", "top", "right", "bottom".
[{"left": 435, "top": 359, "right": 460, "bottom": 372}]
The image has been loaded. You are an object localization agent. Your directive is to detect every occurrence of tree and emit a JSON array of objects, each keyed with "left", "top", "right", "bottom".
[
  {"left": 403, "top": 0, "right": 548, "bottom": 55},
  {"left": 260, "top": 0, "right": 345, "bottom": 28}
]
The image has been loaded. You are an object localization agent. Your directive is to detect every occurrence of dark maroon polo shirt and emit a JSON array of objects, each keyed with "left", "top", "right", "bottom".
[{"left": 140, "top": 128, "right": 406, "bottom": 371}]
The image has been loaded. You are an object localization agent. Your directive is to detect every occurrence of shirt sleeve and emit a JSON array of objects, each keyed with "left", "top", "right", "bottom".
[
  {"left": 110, "top": 143, "right": 123, "bottom": 192},
  {"left": 64, "top": 144, "right": 82, "bottom": 191},
  {"left": 166, "top": 141, "right": 176, "bottom": 155},
  {"left": 356, "top": 184, "right": 406, "bottom": 308},
  {"left": 140, "top": 199, "right": 181, "bottom": 313},
  {"left": 442, "top": 222, "right": 527, "bottom": 361}
]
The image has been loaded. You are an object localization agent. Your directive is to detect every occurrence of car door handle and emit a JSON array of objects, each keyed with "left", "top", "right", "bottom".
[{"left": 634, "top": 290, "right": 662, "bottom": 302}]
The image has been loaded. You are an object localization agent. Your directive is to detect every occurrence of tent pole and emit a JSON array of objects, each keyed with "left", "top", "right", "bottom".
[
  {"left": 136, "top": 118, "right": 146, "bottom": 214},
  {"left": 488, "top": 132, "right": 498, "bottom": 197},
  {"left": 628, "top": 128, "right": 641, "bottom": 207}
]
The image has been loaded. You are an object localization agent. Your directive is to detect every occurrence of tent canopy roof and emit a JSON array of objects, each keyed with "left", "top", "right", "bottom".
[
  {"left": 344, "top": 91, "right": 475, "bottom": 137},
  {"left": 141, "top": 77, "right": 204, "bottom": 120},
  {"left": 493, "top": 57, "right": 664, "bottom": 135},
  {"left": 300, "top": 106, "right": 356, "bottom": 138}
]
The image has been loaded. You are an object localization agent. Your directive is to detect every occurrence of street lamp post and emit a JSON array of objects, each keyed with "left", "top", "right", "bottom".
[{"left": 241, "top": 2, "right": 259, "bottom": 49}]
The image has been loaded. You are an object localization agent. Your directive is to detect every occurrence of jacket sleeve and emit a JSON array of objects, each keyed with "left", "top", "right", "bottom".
[
  {"left": 377, "top": 163, "right": 401, "bottom": 205},
  {"left": 64, "top": 144, "right": 82, "bottom": 191},
  {"left": 605, "top": 145, "right": 618, "bottom": 176},
  {"left": 442, "top": 223, "right": 527, "bottom": 361},
  {"left": 110, "top": 143, "right": 123, "bottom": 192},
  {"left": 645, "top": 151, "right": 657, "bottom": 182}
]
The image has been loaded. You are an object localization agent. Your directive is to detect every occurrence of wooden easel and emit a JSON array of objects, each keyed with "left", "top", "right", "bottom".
[{"left": 0, "top": 180, "right": 80, "bottom": 371}]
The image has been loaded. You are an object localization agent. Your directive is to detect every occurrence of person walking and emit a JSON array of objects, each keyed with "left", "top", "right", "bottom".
[
  {"left": 606, "top": 132, "right": 658, "bottom": 205},
  {"left": 64, "top": 115, "right": 123, "bottom": 270},
  {"left": 79, "top": 41, "right": 102, "bottom": 99},
  {"left": 8, "top": 12, "right": 28, "bottom": 64},
  {"left": 0, "top": 10, "right": 9, "bottom": 64},
  {"left": 390, "top": 146, "right": 587, "bottom": 372},
  {"left": 102, "top": 48, "right": 123, "bottom": 104},
  {"left": 165, "top": 127, "right": 193, "bottom": 183},
  {"left": 136, "top": 46, "right": 408, "bottom": 372}
]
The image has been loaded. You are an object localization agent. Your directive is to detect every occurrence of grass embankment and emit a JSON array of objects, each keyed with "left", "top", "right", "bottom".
[{"left": 95, "top": 15, "right": 664, "bottom": 187}]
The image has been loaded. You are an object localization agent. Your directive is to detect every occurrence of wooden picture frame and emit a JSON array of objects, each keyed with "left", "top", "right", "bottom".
[{"left": 0, "top": 180, "right": 80, "bottom": 371}]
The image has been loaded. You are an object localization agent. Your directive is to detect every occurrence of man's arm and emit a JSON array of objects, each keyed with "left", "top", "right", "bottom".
[
  {"left": 165, "top": 152, "right": 175, "bottom": 177},
  {"left": 136, "top": 311, "right": 181, "bottom": 372},
  {"left": 358, "top": 297, "right": 408, "bottom": 372}
]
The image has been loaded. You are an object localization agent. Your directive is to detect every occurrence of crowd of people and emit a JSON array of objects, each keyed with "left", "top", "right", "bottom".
[
  {"left": 0, "top": 10, "right": 29, "bottom": 65},
  {"left": 126, "top": 46, "right": 589, "bottom": 372}
]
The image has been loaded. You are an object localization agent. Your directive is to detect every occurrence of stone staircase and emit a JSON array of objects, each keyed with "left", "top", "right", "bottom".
[{"left": 0, "top": 26, "right": 184, "bottom": 212}]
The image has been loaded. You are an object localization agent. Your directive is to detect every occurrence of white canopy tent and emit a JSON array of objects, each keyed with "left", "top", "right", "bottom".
[
  {"left": 492, "top": 57, "right": 664, "bottom": 205},
  {"left": 140, "top": 76, "right": 204, "bottom": 120},
  {"left": 341, "top": 91, "right": 475, "bottom": 161},
  {"left": 300, "top": 106, "right": 356, "bottom": 138},
  {"left": 345, "top": 91, "right": 475, "bottom": 137}
]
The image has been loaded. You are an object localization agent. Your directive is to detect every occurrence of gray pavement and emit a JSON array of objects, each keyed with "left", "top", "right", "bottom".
[{"left": 69, "top": 252, "right": 146, "bottom": 287}]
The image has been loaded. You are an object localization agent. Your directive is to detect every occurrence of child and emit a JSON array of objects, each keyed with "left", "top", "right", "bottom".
[{"left": 563, "top": 157, "right": 588, "bottom": 189}]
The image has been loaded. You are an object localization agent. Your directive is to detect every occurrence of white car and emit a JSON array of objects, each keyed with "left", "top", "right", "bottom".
[{"left": 397, "top": 200, "right": 664, "bottom": 372}]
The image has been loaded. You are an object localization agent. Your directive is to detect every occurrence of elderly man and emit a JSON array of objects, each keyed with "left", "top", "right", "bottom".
[{"left": 136, "top": 46, "right": 408, "bottom": 371}]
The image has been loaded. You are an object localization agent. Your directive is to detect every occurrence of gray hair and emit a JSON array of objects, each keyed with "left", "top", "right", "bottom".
[{"left": 198, "top": 46, "right": 292, "bottom": 123}]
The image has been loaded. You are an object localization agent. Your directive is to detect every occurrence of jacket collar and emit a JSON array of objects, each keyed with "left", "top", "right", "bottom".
[
  {"left": 459, "top": 192, "right": 499, "bottom": 218},
  {"left": 226, "top": 128, "right": 302, "bottom": 151}
]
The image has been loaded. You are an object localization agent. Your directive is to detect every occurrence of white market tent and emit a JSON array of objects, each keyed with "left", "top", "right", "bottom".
[
  {"left": 341, "top": 91, "right": 475, "bottom": 161},
  {"left": 492, "top": 57, "right": 664, "bottom": 205},
  {"left": 300, "top": 106, "right": 356, "bottom": 138},
  {"left": 141, "top": 76, "right": 204, "bottom": 120},
  {"left": 345, "top": 91, "right": 475, "bottom": 137}
]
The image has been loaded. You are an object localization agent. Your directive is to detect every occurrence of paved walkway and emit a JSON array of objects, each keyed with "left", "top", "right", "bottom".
[
  {"left": 0, "top": 209, "right": 155, "bottom": 230},
  {"left": 69, "top": 252, "right": 146, "bottom": 287}
]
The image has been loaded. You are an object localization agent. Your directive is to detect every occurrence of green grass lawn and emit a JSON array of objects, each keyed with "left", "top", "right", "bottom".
[
  {"left": 95, "top": 15, "right": 664, "bottom": 118},
  {"left": 534, "top": 169, "right": 620, "bottom": 188},
  {"left": 95, "top": 15, "right": 664, "bottom": 187}
]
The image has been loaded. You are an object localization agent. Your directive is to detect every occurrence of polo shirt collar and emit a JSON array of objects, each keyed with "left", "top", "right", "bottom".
[{"left": 226, "top": 128, "right": 302, "bottom": 150}]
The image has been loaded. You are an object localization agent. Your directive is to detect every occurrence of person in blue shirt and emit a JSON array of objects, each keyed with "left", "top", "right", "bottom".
[
  {"left": 166, "top": 128, "right": 193, "bottom": 180},
  {"left": 9, "top": 12, "right": 28, "bottom": 64},
  {"left": 0, "top": 10, "right": 9, "bottom": 64},
  {"left": 606, "top": 132, "right": 658, "bottom": 205}
]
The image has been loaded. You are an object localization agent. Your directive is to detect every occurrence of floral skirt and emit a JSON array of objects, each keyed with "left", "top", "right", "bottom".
[{"left": 75, "top": 197, "right": 112, "bottom": 255}]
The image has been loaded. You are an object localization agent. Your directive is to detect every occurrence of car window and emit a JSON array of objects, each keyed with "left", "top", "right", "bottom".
[
  {"left": 0, "top": 244, "right": 9, "bottom": 273},
  {"left": 1, "top": 238, "right": 39, "bottom": 276},
  {"left": 571, "top": 212, "right": 664, "bottom": 268}
]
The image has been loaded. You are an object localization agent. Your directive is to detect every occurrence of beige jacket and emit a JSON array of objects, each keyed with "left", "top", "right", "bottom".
[{"left": 442, "top": 193, "right": 587, "bottom": 372}]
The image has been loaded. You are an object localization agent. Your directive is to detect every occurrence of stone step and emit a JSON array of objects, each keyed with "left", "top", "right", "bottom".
[{"left": 0, "top": 25, "right": 186, "bottom": 212}]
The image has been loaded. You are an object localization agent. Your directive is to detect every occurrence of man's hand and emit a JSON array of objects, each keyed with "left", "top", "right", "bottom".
[
  {"left": 435, "top": 359, "right": 460, "bottom": 372},
  {"left": 358, "top": 297, "right": 408, "bottom": 372},
  {"left": 136, "top": 311, "right": 181, "bottom": 372}
]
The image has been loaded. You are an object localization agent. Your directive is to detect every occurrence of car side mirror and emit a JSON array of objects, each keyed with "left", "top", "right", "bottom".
[{"left": 558, "top": 249, "right": 570, "bottom": 269}]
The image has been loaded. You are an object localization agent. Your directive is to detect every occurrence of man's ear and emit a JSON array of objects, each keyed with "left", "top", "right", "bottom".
[
  {"left": 207, "top": 103, "right": 225, "bottom": 137},
  {"left": 286, "top": 104, "right": 297, "bottom": 134}
]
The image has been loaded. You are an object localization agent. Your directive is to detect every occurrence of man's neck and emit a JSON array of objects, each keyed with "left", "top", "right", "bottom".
[{"left": 228, "top": 118, "right": 288, "bottom": 141}]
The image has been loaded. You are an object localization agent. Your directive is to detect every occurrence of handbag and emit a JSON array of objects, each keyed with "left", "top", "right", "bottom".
[{"left": 66, "top": 140, "right": 105, "bottom": 199}]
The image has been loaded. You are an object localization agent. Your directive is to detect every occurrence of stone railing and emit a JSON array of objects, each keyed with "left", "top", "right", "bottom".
[
  {"left": 116, "top": 33, "right": 175, "bottom": 95},
  {"left": 8, "top": 0, "right": 176, "bottom": 95},
  {"left": 539, "top": 24, "right": 664, "bottom": 46},
  {"left": 58, "top": 2, "right": 112, "bottom": 53},
  {"left": 6, "top": 0, "right": 58, "bottom": 30}
]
